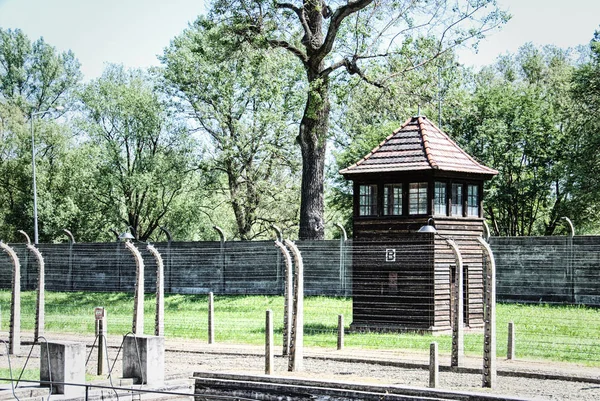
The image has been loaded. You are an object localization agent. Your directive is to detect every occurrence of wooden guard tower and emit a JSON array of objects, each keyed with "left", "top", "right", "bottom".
[{"left": 340, "top": 115, "right": 497, "bottom": 333}]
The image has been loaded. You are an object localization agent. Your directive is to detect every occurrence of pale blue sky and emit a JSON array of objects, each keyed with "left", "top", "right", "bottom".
[{"left": 0, "top": 0, "right": 599, "bottom": 81}]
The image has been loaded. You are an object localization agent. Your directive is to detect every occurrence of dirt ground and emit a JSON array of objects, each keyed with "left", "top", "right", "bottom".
[{"left": 2, "top": 334, "right": 600, "bottom": 401}]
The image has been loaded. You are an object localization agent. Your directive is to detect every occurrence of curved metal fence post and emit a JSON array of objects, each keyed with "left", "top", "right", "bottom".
[
  {"left": 445, "top": 238, "right": 464, "bottom": 368},
  {"left": 63, "top": 229, "right": 75, "bottom": 291},
  {"left": 284, "top": 239, "right": 303, "bottom": 372},
  {"left": 478, "top": 237, "right": 496, "bottom": 388},
  {"left": 147, "top": 244, "right": 164, "bottom": 337},
  {"left": 26, "top": 243, "right": 45, "bottom": 342},
  {"left": 335, "top": 223, "right": 347, "bottom": 295},
  {"left": 0, "top": 241, "right": 21, "bottom": 354},
  {"left": 125, "top": 241, "right": 144, "bottom": 335},
  {"left": 483, "top": 221, "right": 491, "bottom": 242},
  {"left": 561, "top": 217, "right": 575, "bottom": 302},
  {"left": 213, "top": 226, "right": 226, "bottom": 293},
  {"left": 274, "top": 240, "right": 293, "bottom": 356},
  {"left": 159, "top": 226, "right": 172, "bottom": 293},
  {"left": 19, "top": 230, "right": 46, "bottom": 342},
  {"left": 271, "top": 225, "right": 283, "bottom": 292}
]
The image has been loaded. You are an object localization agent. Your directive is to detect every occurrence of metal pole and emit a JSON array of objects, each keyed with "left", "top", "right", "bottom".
[
  {"left": 30, "top": 113, "right": 39, "bottom": 245},
  {"left": 29, "top": 107, "right": 64, "bottom": 244}
]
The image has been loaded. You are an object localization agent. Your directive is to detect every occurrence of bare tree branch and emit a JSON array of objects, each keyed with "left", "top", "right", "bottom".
[{"left": 317, "top": 0, "right": 375, "bottom": 63}]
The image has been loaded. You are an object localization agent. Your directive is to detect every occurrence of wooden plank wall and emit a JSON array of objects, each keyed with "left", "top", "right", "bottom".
[{"left": 352, "top": 217, "right": 485, "bottom": 332}]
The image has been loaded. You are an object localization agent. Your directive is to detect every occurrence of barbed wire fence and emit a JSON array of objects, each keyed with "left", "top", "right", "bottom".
[{"left": 0, "top": 234, "right": 600, "bottom": 369}]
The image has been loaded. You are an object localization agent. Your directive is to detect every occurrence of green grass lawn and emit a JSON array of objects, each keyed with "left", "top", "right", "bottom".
[{"left": 1, "top": 291, "right": 599, "bottom": 366}]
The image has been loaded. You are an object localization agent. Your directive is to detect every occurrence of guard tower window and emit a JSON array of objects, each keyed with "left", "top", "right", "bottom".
[
  {"left": 358, "top": 184, "right": 378, "bottom": 216},
  {"left": 434, "top": 182, "right": 447, "bottom": 216},
  {"left": 409, "top": 182, "right": 428, "bottom": 215},
  {"left": 383, "top": 184, "right": 403, "bottom": 215},
  {"left": 467, "top": 184, "right": 479, "bottom": 216},
  {"left": 452, "top": 183, "right": 463, "bottom": 216}
]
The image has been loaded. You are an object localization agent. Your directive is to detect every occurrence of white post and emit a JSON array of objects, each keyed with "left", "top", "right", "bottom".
[
  {"left": 274, "top": 240, "right": 293, "bottom": 356},
  {"left": 478, "top": 237, "right": 497, "bottom": 388},
  {"left": 124, "top": 241, "right": 144, "bottom": 335},
  {"left": 284, "top": 239, "right": 303, "bottom": 372},
  {"left": 0, "top": 241, "right": 20, "bottom": 354},
  {"left": 445, "top": 238, "right": 464, "bottom": 368},
  {"left": 147, "top": 244, "right": 164, "bottom": 337}
]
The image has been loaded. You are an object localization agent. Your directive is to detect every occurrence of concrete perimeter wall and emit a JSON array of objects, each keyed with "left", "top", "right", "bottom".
[
  {"left": 0, "top": 240, "right": 352, "bottom": 297},
  {"left": 490, "top": 236, "right": 600, "bottom": 306},
  {"left": 1, "top": 236, "right": 600, "bottom": 306}
]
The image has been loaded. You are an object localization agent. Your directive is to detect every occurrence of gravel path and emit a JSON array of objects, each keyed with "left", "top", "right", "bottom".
[
  {"left": 162, "top": 350, "right": 600, "bottom": 401},
  {"left": 2, "top": 335, "right": 600, "bottom": 401}
]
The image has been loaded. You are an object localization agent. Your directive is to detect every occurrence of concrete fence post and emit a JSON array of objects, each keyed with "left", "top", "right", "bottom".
[
  {"left": 208, "top": 292, "right": 214, "bottom": 344},
  {"left": 478, "top": 237, "right": 497, "bottom": 389},
  {"left": 0, "top": 241, "right": 20, "bottom": 354},
  {"left": 265, "top": 310, "right": 273, "bottom": 375},
  {"left": 284, "top": 239, "right": 303, "bottom": 372},
  {"left": 124, "top": 240, "right": 144, "bottom": 335},
  {"left": 63, "top": 229, "right": 75, "bottom": 291},
  {"left": 213, "top": 226, "right": 226, "bottom": 293},
  {"left": 507, "top": 321, "right": 515, "bottom": 360},
  {"left": 429, "top": 342, "right": 439, "bottom": 388},
  {"left": 337, "top": 314, "right": 344, "bottom": 350},
  {"left": 159, "top": 226, "right": 173, "bottom": 293},
  {"left": 445, "top": 238, "right": 464, "bottom": 368},
  {"left": 19, "top": 231, "right": 45, "bottom": 342},
  {"left": 271, "top": 225, "right": 284, "bottom": 293},
  {"left": 29, "top": 244, "right": 45, "bottom": 342},
  {"left": 95, "top": 307, "right": 107, "bottom": 375},
  {"left": 274, "top": 240, "right": 293, "bottom": 356},
  {"left": 335, "top": 223, "right": 347, "bottom": 295},
  {"left": 147, "top": 244, "right": 164, "bottom": 337}
]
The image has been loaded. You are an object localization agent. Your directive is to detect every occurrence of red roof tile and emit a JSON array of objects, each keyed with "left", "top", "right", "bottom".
[{"left": 339, "top": 116, "right": 498, "bottom": 176}]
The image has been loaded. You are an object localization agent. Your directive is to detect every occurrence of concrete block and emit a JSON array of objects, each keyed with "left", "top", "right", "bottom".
[
  {"left": 122, "top": 335, "right": 164, "bottom": 385},
  {"left": 40, "top": 341, "right": 85, "bottom": 397}
]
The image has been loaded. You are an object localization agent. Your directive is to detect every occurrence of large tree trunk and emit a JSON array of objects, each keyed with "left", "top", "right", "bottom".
[{"left": 298, "top": 72, "right": 329, "bottom": 240}]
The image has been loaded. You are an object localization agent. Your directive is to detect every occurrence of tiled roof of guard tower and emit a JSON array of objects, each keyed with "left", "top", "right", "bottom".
[{"left": 339, "top": 115, "right": 498, "bottom": 176}]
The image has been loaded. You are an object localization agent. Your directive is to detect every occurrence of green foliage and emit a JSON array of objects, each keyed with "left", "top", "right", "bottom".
[
  {"left": 208, "top": 0, "right": 509, "bottom": 239},
  {"left": 0, "top": 27, "right": 80, "bottom": 114},
  {"left": 566, "top": 30, "right": 600, "bottom": 234},
  {"left": 76, "top": 65, "right": 202, "bottom": 241},
  {"left": 328, "top": 44, "right": 466, "bottom": 234},
  {"left": 449, "top": 44, "right": 577, "bottom": 236},
  {"left": 161, "top": 18, "right": 304, "bottom": 240},
  {"left": 0, "top": 28, "right": 82, "bottom": 242}
]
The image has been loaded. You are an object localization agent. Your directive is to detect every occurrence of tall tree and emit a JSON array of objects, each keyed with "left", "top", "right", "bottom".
[
  {"left": 0, "top": 28, "right": 81, "bottom": 242},
  {"left": 161, "top": 18, "right": 303, "bottom": 240},
  {"left": 567, "top": 30, "right": 600, "bottom": 233},
  {"left": 329, "top": 45, "right": 465, "bottom": 234},
  {"left": 450, "top": 44, "right": 576, "bottom": 236},
  {"left": 77, "top": 65, "right": 199, "bottom": 241},
  {"left": 209, "top": 0, "right": 508, "bottom": 239},
  {"left": 0, "top": 28, "right": 80, "bottom": 114}
]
